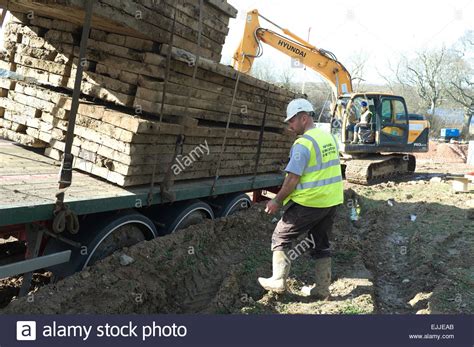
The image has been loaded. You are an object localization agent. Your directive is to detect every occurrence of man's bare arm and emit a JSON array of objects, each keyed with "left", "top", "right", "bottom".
[{"left": 274, "top": 173, "right": 300, "bottom": 204}]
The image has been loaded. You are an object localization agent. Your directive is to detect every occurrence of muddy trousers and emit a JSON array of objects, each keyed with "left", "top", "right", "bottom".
[{"left": 271, "top": 202, "right": 338, "bottom": 259}]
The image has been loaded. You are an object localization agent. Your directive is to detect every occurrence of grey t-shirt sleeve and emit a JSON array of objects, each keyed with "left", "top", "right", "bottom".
[{"left": 285, "top": 143, "right": 311, "bottom": 176}]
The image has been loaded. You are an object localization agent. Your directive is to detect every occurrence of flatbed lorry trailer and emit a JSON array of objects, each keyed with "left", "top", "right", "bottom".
[
  {"left": 0, "top": 1, "right": 288, "bottom": 297},
  {"left": 0, "top": 138, "right": 283, "bottom": 294}
]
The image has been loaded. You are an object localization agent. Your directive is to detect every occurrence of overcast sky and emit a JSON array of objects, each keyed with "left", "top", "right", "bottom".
[{"left": 221, "top": 0, "right": 474, "bottom": 85}]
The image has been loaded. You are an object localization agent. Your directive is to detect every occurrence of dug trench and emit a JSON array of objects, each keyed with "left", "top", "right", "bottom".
[{"left": 1, "top": 179, "right": 473, "bottom": 314}]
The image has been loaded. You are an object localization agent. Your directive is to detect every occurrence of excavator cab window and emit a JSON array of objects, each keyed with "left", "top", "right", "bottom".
[
  {"left": 394, "top": 101, "right": 408, "bottom": 124},
  {"left": 381, "top": 99, "right": 408, "bottom": 126},
  {"left": 381, "top": 100, "right": 392, "bottom": 125},
  {"left": 378, "top": 97, "right": 409, "bottom": 146}
]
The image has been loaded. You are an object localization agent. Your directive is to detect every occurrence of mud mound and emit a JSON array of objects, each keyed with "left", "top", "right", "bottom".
[
  {"left": 415, "top": 141, "right": 468, "bottom": 163},
  {"left": 3, "top": 205, "right": 276, "bottom": 314}
]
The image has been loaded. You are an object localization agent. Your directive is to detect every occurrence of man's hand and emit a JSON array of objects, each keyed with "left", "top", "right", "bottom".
[
  {"left": 265, "top": 173, "right": 300, "bottom": 215},
  {"left": 265, "top": 199, "right": 281, "bottom": 214}
]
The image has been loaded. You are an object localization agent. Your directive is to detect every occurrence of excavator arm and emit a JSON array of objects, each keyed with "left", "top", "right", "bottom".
[{"left": 233, "top": 9, "right": 353, "bottom": 97}]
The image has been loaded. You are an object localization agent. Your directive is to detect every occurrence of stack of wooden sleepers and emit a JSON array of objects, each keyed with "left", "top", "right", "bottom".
[{"left": 0, "top": 0, "right": 299, "bottom": 187}]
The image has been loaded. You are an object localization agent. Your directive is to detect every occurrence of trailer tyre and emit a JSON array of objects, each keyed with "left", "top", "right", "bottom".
[
  {"left": 169, "top": 200, "right": 214, "bottom": 234},
  {"left": 44, "top": 210, "right": 157, "bottom": 278},
  {"left": 216, "top": 193, "right": 251, "bottom": 217},
  {"left": 154, "top": 200, "right": 214, "bottom": 235}
]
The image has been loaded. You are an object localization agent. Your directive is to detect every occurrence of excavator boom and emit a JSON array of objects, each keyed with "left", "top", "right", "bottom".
[{"left": 233, "top": 9, "right": 352, "bottom": 97}]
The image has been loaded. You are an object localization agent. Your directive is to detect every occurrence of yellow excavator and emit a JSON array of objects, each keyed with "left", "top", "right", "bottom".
[{"left": 233, "top": 9, "right": 430, "bottom": 184}]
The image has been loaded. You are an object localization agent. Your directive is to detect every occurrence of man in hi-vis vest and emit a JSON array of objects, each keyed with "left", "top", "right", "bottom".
[{"left": 259, "top": 98, "right": 344, "bottom": 299}]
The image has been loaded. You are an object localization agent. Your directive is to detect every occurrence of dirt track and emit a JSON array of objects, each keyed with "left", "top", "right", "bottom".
[{"left": 1, "top": 154, "right": 473, "bottom": 314}]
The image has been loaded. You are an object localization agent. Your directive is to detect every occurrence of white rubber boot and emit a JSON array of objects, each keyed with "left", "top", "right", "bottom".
[
  {"left": 302, "top": 257, "right": 332, "bottom": 299},
  {"left": 258, "top": 251, "right": 291, "bottom": 293},
  {"left": 345, "top": 131, "right": 354, "bottom": 143},
  {"left": 351, "top": 131, "right": 359, "bottom": 144}
]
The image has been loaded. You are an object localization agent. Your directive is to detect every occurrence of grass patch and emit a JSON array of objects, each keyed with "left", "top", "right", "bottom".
[
  {"left": 341, "top": 303, "right": 367, "bottom": 314},
  {"left": 241, "top": 248, "right": 269, "bottom": 275},
  {"left": 334, "top": 250, "right": 357, "bottom": 263}
]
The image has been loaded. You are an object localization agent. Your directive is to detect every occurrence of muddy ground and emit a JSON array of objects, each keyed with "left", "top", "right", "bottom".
[{"left": 1, "top": 156, "right": 473, "bottom": 314}]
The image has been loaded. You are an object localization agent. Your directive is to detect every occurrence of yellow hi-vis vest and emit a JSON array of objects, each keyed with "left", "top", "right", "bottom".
[{"left": 284, "top": 127, "right": 344, "bottom": 208}]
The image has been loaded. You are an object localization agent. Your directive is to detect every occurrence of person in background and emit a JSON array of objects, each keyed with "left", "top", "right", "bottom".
[{"left": 352, "top": 100, "right": 372, "bottom": 144}]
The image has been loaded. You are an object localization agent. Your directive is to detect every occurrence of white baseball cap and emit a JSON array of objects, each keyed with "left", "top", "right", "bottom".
[{"left": 285, "top": 98, "right": 314, "bottom": 122}]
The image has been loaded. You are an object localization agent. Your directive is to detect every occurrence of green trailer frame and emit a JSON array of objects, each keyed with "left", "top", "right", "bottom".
[{"left": 0, "top": 171, "right": 284, "bottom": 227}]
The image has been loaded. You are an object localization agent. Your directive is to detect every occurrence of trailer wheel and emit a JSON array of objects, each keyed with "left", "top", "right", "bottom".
[
  {"left": 216, "top": 193, "right": 251, "bottom": 217},
  {"left": 169, "top": 200, "right": 214, "bottom": 234},
  {"left": 44, "top": 210, "right": 157, "bottom": 278},
  {"left": 150, "top": 200, "right": 214, "bottom": 235},
  {"left": 84, "top": 223, "right": 145, "bottom": 268}
]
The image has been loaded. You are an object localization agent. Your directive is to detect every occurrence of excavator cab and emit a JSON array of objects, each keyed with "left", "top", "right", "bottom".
[
  {"left": 337, "top": 93, "right": 414, "bottom": 153},
  {"left": 333, "top": 93, "right": 419, "bottom": 184}
]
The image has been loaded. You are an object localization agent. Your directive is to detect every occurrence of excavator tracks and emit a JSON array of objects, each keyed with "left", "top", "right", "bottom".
[{"left": 343, "top": 154, "right": 416, "bottom": 185}]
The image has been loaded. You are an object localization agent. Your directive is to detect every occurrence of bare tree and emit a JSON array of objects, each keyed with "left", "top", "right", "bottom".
[
  {"left": 249, "top": 56, "right": 277, "bottom": 84},
  {"left": 278, "top": 64, "right": 296, "bottom": 90},
  {"left": 301, "top": 82, "right": 333, "bottom": 122},
  {"left": 378, "top": 62, "right": 426, "bottom": 115},
  {"left": 396, "top": 47, "right": 451, "bottom": 118},
  {"left": 445, "top": 31, "right": 474, "bottom": 139},
  {"left": 347, "top": 50, "right": 369, "bottom": 92}
]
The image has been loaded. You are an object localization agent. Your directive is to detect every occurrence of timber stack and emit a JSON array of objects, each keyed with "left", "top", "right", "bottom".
[{"left": 0, "top": 0, "right": 299, "bottom": 187}]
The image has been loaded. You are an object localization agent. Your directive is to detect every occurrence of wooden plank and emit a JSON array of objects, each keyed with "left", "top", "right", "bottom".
[
  {"left": 90, "top": 30, "right": 156, "bottom": 52},
  {"left": 14, "top": 64, "right": 69, "bottom": 87},
  {"left": 161, "top": 45, "right": 300, "bottom": 97},
  {"left": 0, "top": 96, "right": 41, "bottom": 117},
  {"left": 205, "top": 0, "right": 237, "bottom": 18},
  {"left": 9, "top": 22, "right": 292, "bottom": 124},
  {"left": 137, "top": 0, "right": 228, "bottom": 42},
  {"left": 14, "top": 53, "right": 72, "bottom": 76},
  {"left": 66, "top": 79, "right": 135, "bottom": 107},
  {"left": 4, "top": 0, "right": 223, "bottom": 61},
  {"left": 3, "top": 1, "right": 164, "bottom": 41},
  {"left": 85, "top": 36, "right": 146, "bottom": 61},
  {"left": 0, "top": 128, "right": 47, "bottom": 147},
  {"left": 99, "top": 0, "right": 224, "bottom": 52},
  {"left": 135, "top": 85, "right": 284, "bottom": 122},
  {"left": 46, "top": 145, "right": 284, "bottom": 177},
  {"left": 138, "top": 72, "right": 291, "bottom": 107},
  {"left": 14, "top": 81, "right": 69, "bottom": 104},
  {"left": 8, "top": 90, "right": 56, "bottom": 113},
  {"left": 4, "top": 111, "right": 41, "bottom": 128},
  {"left": 15, "top": 43, "right": 74, "bottom": 63},
  {"left": 29, "top": 90, "right": 292, "bottom": 142},
  {"left": 133, "top": 97, "right": 283, "bottom": 128},
  {"left": 71, "top": 69, "right": 136, "bottom": 95},
  {"left": 62, "top": 155, "right": 281, "bottom": 187},
  {"left": 48, "top": 134, "right": 290, "bottom": 156},
  {"left": 0, "top": 3, "right": 300, "bottom": 187}
]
